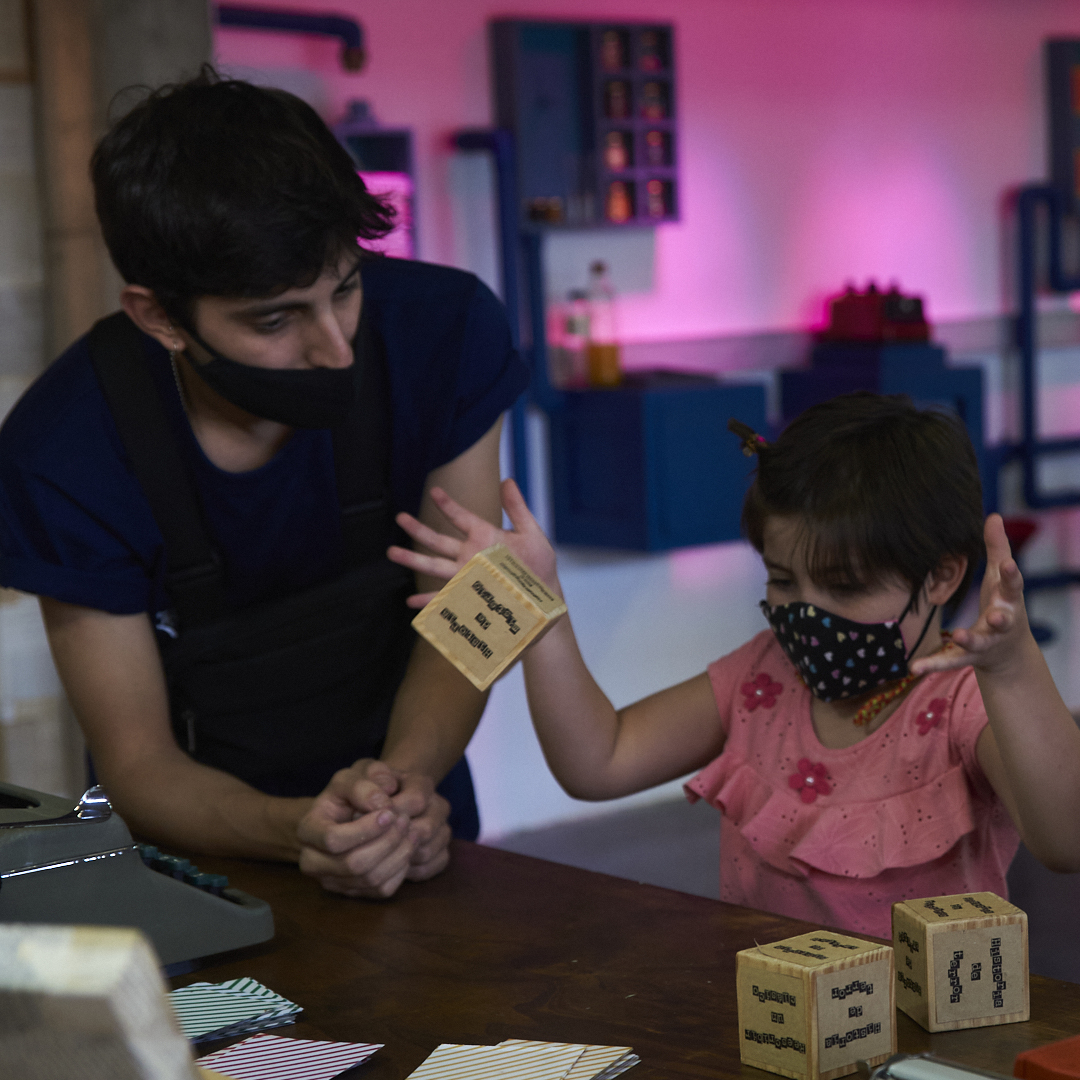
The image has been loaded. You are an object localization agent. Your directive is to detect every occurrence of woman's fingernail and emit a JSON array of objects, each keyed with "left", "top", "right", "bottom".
[{"left": 377, "top": 811, "right": 394, "bottom": 827}]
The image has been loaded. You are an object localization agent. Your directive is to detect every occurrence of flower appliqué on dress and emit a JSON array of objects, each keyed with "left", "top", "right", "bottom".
[
  {"left": 741, "top": 672, "right": 783, "bottom": 711},
  {"left": 789, "top": 758, "right": 832, "bottom": 803},
  {"left": 916, "top": 698, "right": 948, "bottom": 735}
]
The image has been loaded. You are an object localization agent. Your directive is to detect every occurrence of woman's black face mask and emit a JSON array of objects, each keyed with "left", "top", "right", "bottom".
[{"left": 182, "top": 326, "right": 360, "bottom": 429}]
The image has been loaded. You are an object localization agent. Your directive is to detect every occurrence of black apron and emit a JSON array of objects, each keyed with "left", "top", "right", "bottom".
[{"left": 88, "top": 312, "right": 432, "bottom": 803}]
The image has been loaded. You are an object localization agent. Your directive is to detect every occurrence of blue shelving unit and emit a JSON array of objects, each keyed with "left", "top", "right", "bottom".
[{"left": 452, "top": 20, "right": 766, "bottom": 552}]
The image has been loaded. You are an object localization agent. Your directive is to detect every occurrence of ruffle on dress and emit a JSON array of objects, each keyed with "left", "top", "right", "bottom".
[{"left": 685, "top": 754, "right": 977, "bottom": 880}]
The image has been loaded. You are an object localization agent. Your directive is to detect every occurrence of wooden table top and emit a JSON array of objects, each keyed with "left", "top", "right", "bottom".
[{"left": 175, "top": 841, "right": 1080, "bottom": 1079}]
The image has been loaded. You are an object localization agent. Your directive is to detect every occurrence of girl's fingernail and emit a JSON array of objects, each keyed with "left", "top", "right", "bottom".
[{"left": 377, "top": 811, "right": 394, "bottom": 827}]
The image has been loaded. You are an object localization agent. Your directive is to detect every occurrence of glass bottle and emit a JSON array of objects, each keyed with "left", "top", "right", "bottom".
[
  {"left": 646, "top": 179, "right": 667, "bottom": 218},
  {"left": 644, "top": 129, "right": 668, "bottom": 167},
  {"left": 562, "top": 290, "right": 590, "bottom": 386},
  {"left": 640, "top": 81, "right": 667, "bottom": 120},
  {"left": 599, "top": 29, "right": 625, "bottom": 72},
  {"left": 604, "top": 130, "right": 630, "bottom": 172},
  {"left": 638, "top": 29, "right": 665, "bottom": 71},
  {"left": 586, "top": 261, "right": 622, "bottom": 388},
  {"left": 604, "top": 80, "right": 631, "bottom": 119},
  {"left": 605, "top": 181, "right": 633, "bottom": 223}
]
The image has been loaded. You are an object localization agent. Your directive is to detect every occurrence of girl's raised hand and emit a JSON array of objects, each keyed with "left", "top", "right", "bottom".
[
  {"left": 387, "top": 478, "right": 560, "bottom": 609},
  {"left": 910, "top": 513, "right": 1030, "bottom": 677}
]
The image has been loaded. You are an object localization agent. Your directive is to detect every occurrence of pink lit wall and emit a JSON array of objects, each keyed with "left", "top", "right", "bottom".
[{"left": 216, "top": 0, "right": 1080, "bottom": 339}]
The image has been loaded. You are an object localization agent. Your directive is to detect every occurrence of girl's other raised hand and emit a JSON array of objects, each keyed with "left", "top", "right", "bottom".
[
  {"left": 388, "top": 478, "right": 560, "bottom": 609},
  {"left": 910, "top": 513, "right": 1031, "bottom": 678}
]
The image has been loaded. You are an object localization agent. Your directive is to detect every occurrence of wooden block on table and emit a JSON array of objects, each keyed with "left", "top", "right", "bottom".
[
  {"left": 892, "top": 891, "right": 1028, "bottom": 1033},
  {"left": 0, "top": 923, "right": 200, "bottom": 1080},
  {"left": 411, "top": 544, "right": 566, "bottom": 691},
  {"left": 736, "top": 930, "right": 896, "bottom": 1080}
]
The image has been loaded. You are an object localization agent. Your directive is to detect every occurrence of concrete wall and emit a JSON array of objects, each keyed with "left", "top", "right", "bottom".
[
  {"left": 0, "top": 1, "right": 44, "bottom": 381},
  {"left": 0, "top": 0, "right": 74, "bottom": 794},
  {"left": 0, "top": 0, "right": 212, "bottom": 797}
]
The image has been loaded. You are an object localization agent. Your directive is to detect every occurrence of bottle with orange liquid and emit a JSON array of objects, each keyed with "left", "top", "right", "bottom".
[{"left": 586, "top": 261, "right": 622, "bottom": 388}]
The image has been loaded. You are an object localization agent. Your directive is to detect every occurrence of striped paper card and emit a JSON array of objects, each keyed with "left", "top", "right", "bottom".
[
  {"left": 196, "top": 1033, "right": 382, "bottom": 1079},
  {"left": 407, "top": 1039, "right": 639, "bottom": 1080},
  {"left": 407, "top": 1041, "right": 582, "bottom": 1080},
  {"left": 169, "top": 978, "right": 301, "bottom": 1041},
  {"left": 507, "top": 1041, "right": 639, "bottom": 1080},
  {"left": 576, "top": 1049, "right": 640, "bottom": 1080}
]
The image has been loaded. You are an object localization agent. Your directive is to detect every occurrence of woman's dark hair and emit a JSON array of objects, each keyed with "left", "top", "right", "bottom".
[
  {"left": 91, "top": 67, "right": 394, "bottom": 323},
  {"left": 741, "top": 392, "right": 985, "bottom": 619}
]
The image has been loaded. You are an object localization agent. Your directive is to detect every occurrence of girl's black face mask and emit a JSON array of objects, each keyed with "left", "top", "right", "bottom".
[
  {"left": 759, "top": 596, "right": 936, "bottom": 701},
  {"left": 182, "top": 328, "right": 360, "bottom": 429}
]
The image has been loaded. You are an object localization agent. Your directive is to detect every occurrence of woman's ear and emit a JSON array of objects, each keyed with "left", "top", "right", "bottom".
[
  {"left": 925, "top": 554, "right": 968, "bottom": 607},
  {"left": 119, "top": 285, "right": 185, "bottom": 354}
]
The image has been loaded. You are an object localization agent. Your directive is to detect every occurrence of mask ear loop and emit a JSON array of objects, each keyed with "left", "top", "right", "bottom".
[{"left": 898, "top": 591, "right": 938, "bottom": 662}]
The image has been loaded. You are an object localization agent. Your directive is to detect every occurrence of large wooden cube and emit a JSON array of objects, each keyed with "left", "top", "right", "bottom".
[
  {"left": 412, "top": 544, "right": 566, "bottom": 691},
  {"left": 0, "top": 923, "right": 199, "bottom": 1079},
  {"left": 892, "top": 891, "right": 1028, "bottom": 1032},
  {"left": 736, "top": 931, "right": 896, "bottom": 1080}
]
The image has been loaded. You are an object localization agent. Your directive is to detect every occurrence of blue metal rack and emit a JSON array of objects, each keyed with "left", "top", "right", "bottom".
[
  {"left": 216, "top": 6, "right": 366, "bottom": 70},
  {"left": 453, "top": 129, "right": 533, "bottom": 505},
  {"left": 1015, "top": 186, "right": 1080, "bottom": 507},
  {"left": 1009, "top": 184, "right": 1080, "bottom": 593}
]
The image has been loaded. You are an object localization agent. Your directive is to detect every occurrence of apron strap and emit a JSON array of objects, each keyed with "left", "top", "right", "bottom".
[
  {"left": 89, "top": 312, "right": 226, "bottom": 626},
  {"left": 332, "top": 314, "right": 396, "bottom": 566},
  {"left": 89, "top": 309, "right": 394, "bottom": 629}
]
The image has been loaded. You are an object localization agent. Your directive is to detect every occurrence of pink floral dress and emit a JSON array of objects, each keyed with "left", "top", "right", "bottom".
[{"left": 685, "top": 631, "right": 1019, "bottom": 938}]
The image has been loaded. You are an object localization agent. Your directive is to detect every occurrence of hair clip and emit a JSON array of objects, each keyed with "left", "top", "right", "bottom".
[{"left": 728, "top": 418, "right": 768, "bottom": 457}]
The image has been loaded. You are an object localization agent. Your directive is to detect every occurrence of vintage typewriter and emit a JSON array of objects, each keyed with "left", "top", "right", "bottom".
[{"left": 0, "top": 780, "right": 273, "bottom": 970}]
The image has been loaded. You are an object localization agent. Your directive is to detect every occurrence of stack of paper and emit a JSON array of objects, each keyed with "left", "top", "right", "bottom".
[
  {"left": 169, "top": 977, "right": 302, "bottom": 1043},
  {"left": 196, "top": 1033, "right": 382, "bottom": 1079},
  {"left": 407, "top": 1038, "right": 639, "bottom": 1080}
]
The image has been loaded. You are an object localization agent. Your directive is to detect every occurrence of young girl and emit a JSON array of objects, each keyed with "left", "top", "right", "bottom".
[{"left": 390, "top": 393, "right": 1080, "bottom": 938}]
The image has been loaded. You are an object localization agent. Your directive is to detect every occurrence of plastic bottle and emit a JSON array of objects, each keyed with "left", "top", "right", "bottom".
[{"left": 586, "top": 261, "right": 622, "bottom": 387}]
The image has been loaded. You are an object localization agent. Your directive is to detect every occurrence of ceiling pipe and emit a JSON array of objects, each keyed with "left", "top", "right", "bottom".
[{"left": 216, "top": 6, "right": 366, "bottom": 71}]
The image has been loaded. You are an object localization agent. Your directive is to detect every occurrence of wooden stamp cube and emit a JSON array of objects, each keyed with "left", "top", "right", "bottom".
[
  {"left": 736, "top": 931, "right": 896, "bottom": 1080},
  {"left": 411, "top": 544, "right": 566, "bottom": 691},
  {"left": 892, "top": 891, "right": 1029, "bottom": 1032},
  {"left": 0, "top": 923, "right": 199, "bottom": 1079}
]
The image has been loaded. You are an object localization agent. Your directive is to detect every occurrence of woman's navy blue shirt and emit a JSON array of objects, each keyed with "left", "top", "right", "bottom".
[{"left": 0, "top": 259, "right": 528, "bottom": 620}]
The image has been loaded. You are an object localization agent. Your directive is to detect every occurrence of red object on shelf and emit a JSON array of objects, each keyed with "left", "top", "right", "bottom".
[
  {"left": 816, "top": 281, "right": 930, "bottom": 343},
  {"left": 1015, "top": 1033, "right": 1080, "bottom": 1080},
  {"left": 1002, "top": 517, "right": 1040, "bottom": 555}
]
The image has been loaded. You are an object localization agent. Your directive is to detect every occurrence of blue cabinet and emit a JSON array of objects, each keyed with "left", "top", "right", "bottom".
[
  {"left": 549, "top": 375, "right": 767, "bottom": 550},
  {"left": 780, "top": 342, "right": 989, "bottom": 510}
]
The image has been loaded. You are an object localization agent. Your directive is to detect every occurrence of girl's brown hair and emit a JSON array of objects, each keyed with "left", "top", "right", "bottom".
[{"left": 741, "top": 392, "right": 985, "bottom": 618}]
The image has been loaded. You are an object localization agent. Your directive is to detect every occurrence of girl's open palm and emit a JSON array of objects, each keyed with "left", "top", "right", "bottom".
[
  {"left": 911, "top": 513, "right": 1029, "bottom": 677},
  {"left": 387, "top": 478, "right": 560, "bottom": 608}
]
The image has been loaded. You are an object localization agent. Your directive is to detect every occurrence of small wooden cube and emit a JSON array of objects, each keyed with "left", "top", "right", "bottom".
[
  {"left": 0, "top": 923, "right": 199, "bottom": 1079},
  {"left": 412, "top": 544, "right": 567, "bottom": 691},
  {"left": 892, "top": 891, "right": 1029, "bottom": 1032},
  {"left": 736, "top": 931, "right": 896, "bottom": 1080}
]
